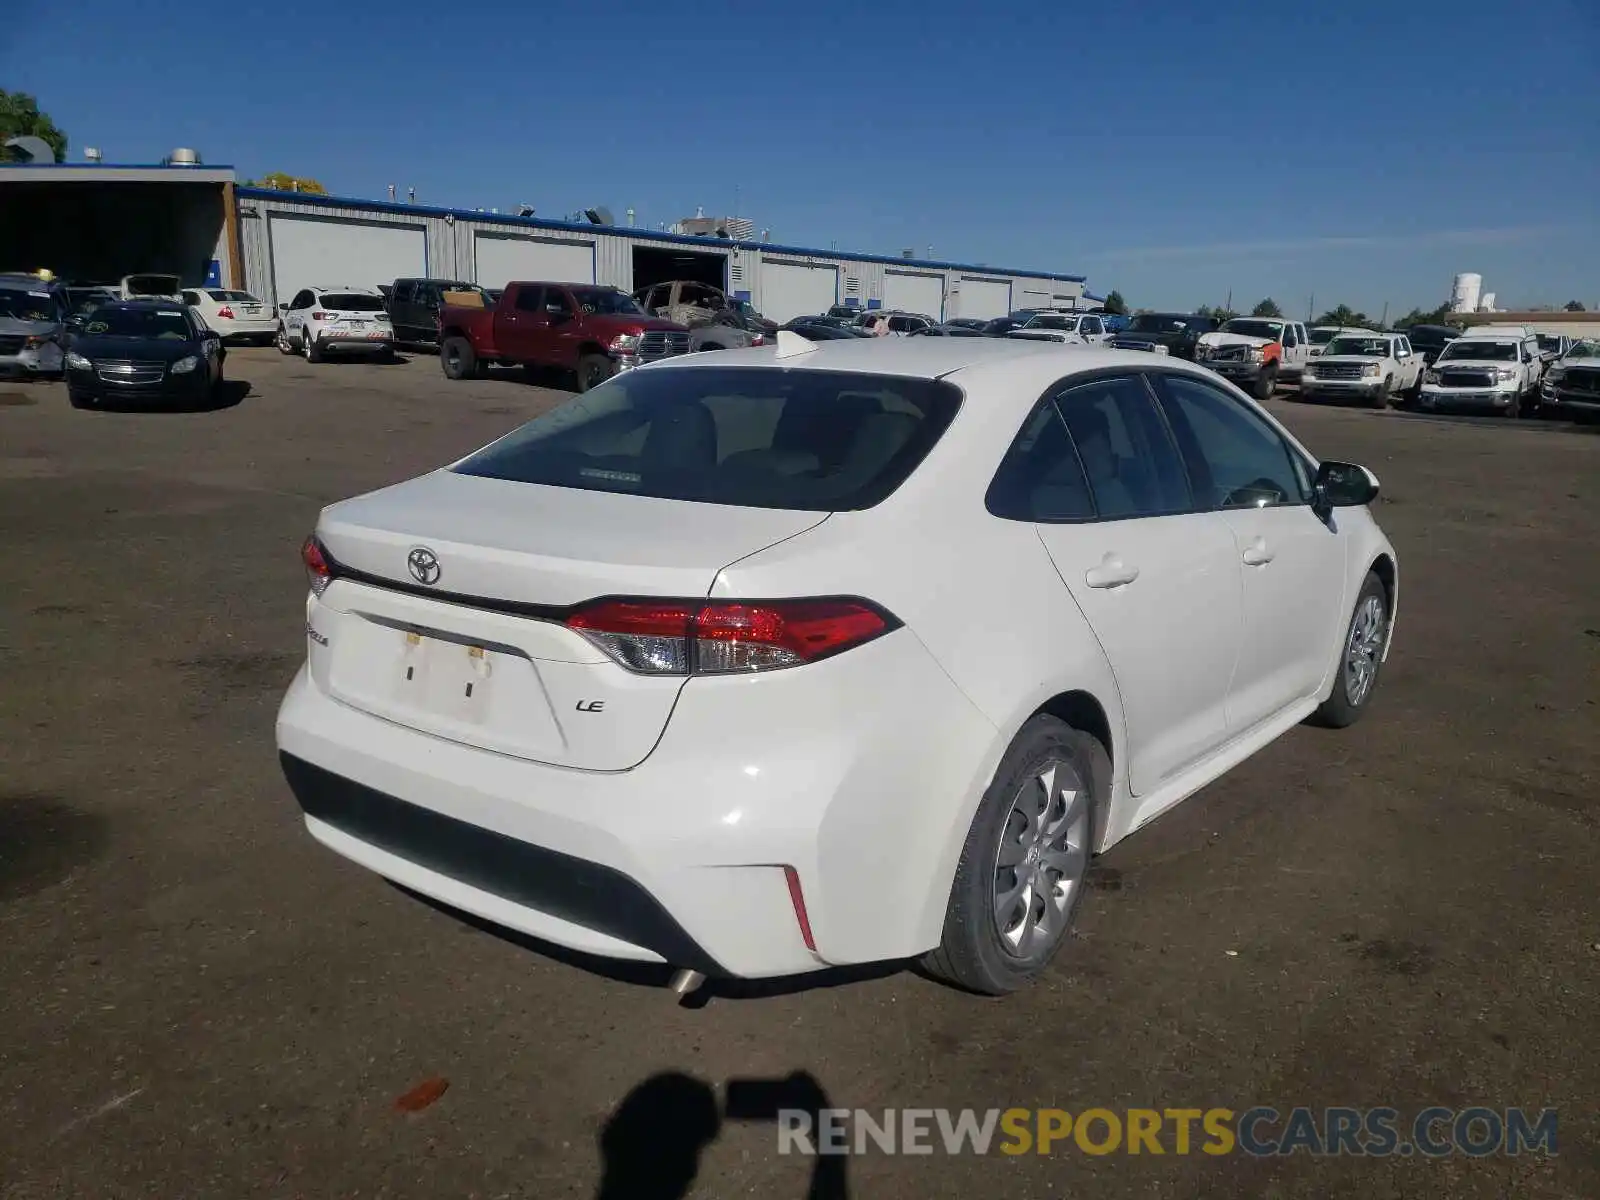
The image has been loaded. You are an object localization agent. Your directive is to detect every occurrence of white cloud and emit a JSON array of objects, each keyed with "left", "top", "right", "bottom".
[{"left": 1083, "top": 226, "right": 1561, "bottom": 264}]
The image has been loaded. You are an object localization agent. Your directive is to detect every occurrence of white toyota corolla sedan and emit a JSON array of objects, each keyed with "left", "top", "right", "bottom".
[{"left": 276, "top": 334, "right": 1398, "bottom": 995}]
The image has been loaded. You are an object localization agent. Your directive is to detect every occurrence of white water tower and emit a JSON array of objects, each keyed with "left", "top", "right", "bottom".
[
  {"left": 1478, "top": 292, "right": 1496, "bottom": 313},
  {"left": 1451, "top": 272, "right": 1482, "bottom": 314}
]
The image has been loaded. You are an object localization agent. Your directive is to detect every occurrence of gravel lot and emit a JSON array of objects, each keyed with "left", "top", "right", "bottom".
[{"left": 1, "top": 348, "right": 1596, "bottom": 1199}]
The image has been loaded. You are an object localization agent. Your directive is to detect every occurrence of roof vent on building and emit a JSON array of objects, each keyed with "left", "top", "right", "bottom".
[
  {"left": 584, "top": 207, "right": 615, "bottom": 226},
  {"left": 166, "top": 148, "right": 202, "bottom": 166},
  {"left": 84, "top": 147, "right": 103, "bottom": 163},
  {"left": 4, "top": 136, "right": 56, "bottom": 164},
  {"left": 901, "top": 248, "right": 915, "bottom": 259}
]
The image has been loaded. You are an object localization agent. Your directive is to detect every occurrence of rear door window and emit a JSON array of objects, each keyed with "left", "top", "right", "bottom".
[
  {"left": 453, "top": 367, "right": 963, "bottom": 512},
  {"left": 1051, "top": 374, "right": 1193, "bottom": 520}
]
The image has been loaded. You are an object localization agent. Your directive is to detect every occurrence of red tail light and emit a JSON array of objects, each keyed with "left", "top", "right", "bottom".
[
  {"left": 312, "top": 311, "right": 329, "bottom": 321},
  {"left": 302, "top": 535, "right": 333, "bottom": 596},
  {"left": 217, "top": 305, "right": 235, "bottom": 319},
  {"left": 566, "top": 598, "right": 897, "bottom": 675}
]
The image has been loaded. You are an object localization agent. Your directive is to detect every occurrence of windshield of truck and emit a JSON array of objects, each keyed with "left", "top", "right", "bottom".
[
  {"left": 1325, "top": 337, "right": 1391, "bottom": 357},
  {"left": 453, "top": 367, "right": 963, "bottom": 512},
  {"left": 1024, "top": 314, "right": 1071, "bottom": 330},
  {"left": 125, "top": 274, "right": 181, "bottom": 296},
  {"left": 319, "top": 293, "right": 387, "bottom": 312},
  {"left": 0, "top": 287, "right": 57, "bottom": 322},
  {"left": 1221, "top": 319, "right": 1284, "bottom": 340},
  {"left": 1128, "top": 313, "right": 1208, "bottom": 333},
  {"left": 571, "top": 289, "right": 646, "bottom": 316},
  {"left": 82, "top": 306, "right": 193, "bottom": 339},
  {"left": 1438, "top": 341, "right": 1517, "bottom": 363}
]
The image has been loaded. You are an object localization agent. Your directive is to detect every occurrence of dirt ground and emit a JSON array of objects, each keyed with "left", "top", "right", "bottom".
[{"left": 1, "top": 348, "right": 1596, "bottom": 1199}]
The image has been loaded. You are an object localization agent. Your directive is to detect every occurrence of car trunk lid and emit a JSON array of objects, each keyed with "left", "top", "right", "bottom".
[{"left": 311, "top": 469, "right": 827, "bottom": 769}]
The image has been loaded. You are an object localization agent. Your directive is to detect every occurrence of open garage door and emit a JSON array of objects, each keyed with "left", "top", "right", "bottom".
[
  {"left": 759, "top": 259, "right": 838, "bottom": 323},
  {"left": 956, "top": 277, "right": 1011, "bottom": 321},
  {"left": 269, "top": 215, "right": 425, "bottom": 305},
  {"left": 474, "top": 233, "right": 594, "bottom": 289},
  {"left": 884, "top": 270, "right": 945, "bottom": 321}
]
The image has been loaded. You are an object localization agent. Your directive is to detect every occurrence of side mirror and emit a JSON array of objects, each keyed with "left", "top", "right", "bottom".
[
  {"left": 278, "top": 302, "right": 289, "bottom": 312},
  {"left": 1312, "top": 460, "right": 1379, "bottom": 515}
]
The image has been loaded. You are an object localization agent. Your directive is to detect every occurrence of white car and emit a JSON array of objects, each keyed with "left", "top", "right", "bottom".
[
  {"left": 1300, "top": 331, "right": 1423, "bottom": 408},
  {"left": 276, "top": 286, "right": 394, "bottom": 362},
  {"left": 276, "top": 335, "right": 1398, "bottom": 995},
  {"left": 183, "top": 288, "right": 278, "bottom": 345},
  {"left": 1021, "top": 312, "right": 1108, "bottom": 343},
  {"left": 1007, "top": 328, "right": 1087, "bottom": 345},
  {"left": 1419, "top": 330, "right": 1541, "bottom": 417}
]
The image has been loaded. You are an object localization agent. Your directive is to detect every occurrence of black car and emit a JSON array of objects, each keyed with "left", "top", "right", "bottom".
[
  {"left": 782, "top": 318, "right": 872, "bottom": 340},
  {"left": 64, "top": 300, "right": 225, "bottom": 409},
  {"left": 388, "top": 277, "right": 485, "bottom": 345},
  {"left": 982, "top": 317, "right": 1029, "bottom": 337},
  {"left": 1105, "top": 312, "right": 1219, "bottom": 359},
  {"left": 1405, "top": 324, "right": 1461, "bottom": 365}
]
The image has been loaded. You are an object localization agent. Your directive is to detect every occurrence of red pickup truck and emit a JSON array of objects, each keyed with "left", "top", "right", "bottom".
[{"left": 437, "top": 281, "right": 691, "bottom": 391}]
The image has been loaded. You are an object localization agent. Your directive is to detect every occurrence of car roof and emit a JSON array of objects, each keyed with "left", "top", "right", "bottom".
[
  {"left": 1458, "top": 326, "right": 1528, "bottom": 338},
  {"left": 635, "top": 335, "right": 1230, "bottom": 394},
  {"left": 313, "top": 285, "right": 383, "bottom": 294}
]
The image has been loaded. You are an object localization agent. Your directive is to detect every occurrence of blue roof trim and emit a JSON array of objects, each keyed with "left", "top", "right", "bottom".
[
  {"left": 234, "top": 187, "right": 1086, "bottom": 284},
  {"left": 1084, "top": 291, "right": 1107, "bottom": 302},
  {"left": 1, "top": 162, "right": 236, "bottom": 170}
]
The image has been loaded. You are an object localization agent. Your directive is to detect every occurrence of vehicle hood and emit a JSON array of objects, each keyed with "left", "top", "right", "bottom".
[
  {"left": 1198, "top": 331, "right": 1277, "bottom": 349},
  {"left": 0, "top": 316, "right": 60, "bottom": 336},
  {"left": 1431, "top": 355, "right": 1516, "bottom": 369},
  {"left": 71, "top": 335, "right": 200, "bottom": 362},
  {"left": 1313, "top": 354, "right": 1387, "bottom": 366}
]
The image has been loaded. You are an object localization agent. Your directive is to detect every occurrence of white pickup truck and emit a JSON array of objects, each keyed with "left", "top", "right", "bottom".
[
  {"left": 1300, "top": 331, "right": 1423, "bottom": 408},
  {"left": 1195, "top": 317, "right": 1311, "bottom": 398},
  {"left": 1418, "top": 328, "right": 1542, "bottom": 417}
]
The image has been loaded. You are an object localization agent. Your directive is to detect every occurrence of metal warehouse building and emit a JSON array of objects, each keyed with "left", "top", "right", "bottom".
[{"left": 237, "top": 189, "right": 1091, "bottom": 323}]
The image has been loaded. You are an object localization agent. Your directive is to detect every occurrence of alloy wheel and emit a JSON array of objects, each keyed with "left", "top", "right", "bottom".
[
  {"left": 992, "top": 760, "right": 1091, "bottom": 958},
  {"left": 1344, "top": 593, "right": 1387, "bottom": 706}
]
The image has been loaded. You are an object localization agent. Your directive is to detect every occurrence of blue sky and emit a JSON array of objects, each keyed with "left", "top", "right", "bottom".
[{"left": 6, "top": 0, "right": 1597, "bottom": 314}]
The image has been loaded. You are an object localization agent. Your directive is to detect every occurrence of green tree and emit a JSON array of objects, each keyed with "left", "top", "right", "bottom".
[
  {"left": 1102, "top": 290, "right": 1127, "bottom": 315},
  {"left": 0, "top": 90, "right": 67, "bottom": 161},
  {"left": 1564, "top": 300, "right": 1587, "bottom": 312},
  {"left": 1315, "top": 304, "right": 1373, "bottom": 328},
  {"left": 1250, "top": 297, "right": 1283, "bottom": 318},
  {"left": 244, "top": 172, "right": 328, "bottom": 195}
]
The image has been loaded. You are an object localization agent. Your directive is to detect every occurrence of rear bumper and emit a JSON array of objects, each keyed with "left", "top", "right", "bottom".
[
  {"left": 213, "top": 318, "right": 278, "bottom": 339},
  {"left": 312, "top": 333, "right": 393, "bottom": 353},
  {"left": 274, "top": 628, "right": 998, "bottom": 979}
]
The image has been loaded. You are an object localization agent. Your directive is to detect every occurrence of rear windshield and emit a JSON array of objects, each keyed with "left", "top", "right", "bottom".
[
  {"left": 319, "top": 293, "right": 387, "bottom": 312},
  {"left": 125, "top": 275, "right": 180, "bottom": 294},
  {"left": 83, "top": 307, "right": 193, "bottom": 338},
  {"left": 207, "top": 289, "right": 258, "bottom": 302},
  {"left": 0, "top": 287, "right": 57, "bottom": 321},
  {"left": 452, "top": 367, "right": 963, "bottom": 511}
]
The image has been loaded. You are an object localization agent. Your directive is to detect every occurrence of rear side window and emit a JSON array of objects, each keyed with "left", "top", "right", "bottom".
[
  {"left": 1052, "top": 375, "right": 1192, "bottom": 520},
  {"left": 453, "top": 367, "right": 963, "bottom": 512},
  {"left": 986, "top": 401, "right": 1094, "bottom": 522},
  {"left": 318, "top": 293, "right": 386, "bottom": 312}
]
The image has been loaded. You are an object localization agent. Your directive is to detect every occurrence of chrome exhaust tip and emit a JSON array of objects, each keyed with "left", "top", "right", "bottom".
[{"left": 668, "top": 968, "right": 705, "bottom": 997}]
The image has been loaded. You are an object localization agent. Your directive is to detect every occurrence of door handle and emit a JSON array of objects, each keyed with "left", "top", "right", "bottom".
[
  {"left": 1085, "top": 554, "right": 1140, "bottom": 589},
  {"left": 1241, "top": 538, "right": 1275, "bottom": 567}
]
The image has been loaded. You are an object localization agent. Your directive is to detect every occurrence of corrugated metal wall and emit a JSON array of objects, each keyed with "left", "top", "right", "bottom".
[{"left": 239, "top": 191, "right": 1088, "bottom": 317}]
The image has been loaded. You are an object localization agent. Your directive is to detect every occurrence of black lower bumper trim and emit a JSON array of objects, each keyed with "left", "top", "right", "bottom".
[{"left": 279, "top": 753, "right": 724, "bottom": 976}]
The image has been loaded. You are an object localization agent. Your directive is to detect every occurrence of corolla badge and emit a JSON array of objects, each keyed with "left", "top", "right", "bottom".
[{"left": 407, "top": 546, "right": 441, "bottom": 585}]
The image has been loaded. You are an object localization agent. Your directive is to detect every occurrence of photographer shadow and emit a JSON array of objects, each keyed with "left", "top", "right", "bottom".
[{"left": 596, "top": 1071, "right": 847, "bottom": 1200}]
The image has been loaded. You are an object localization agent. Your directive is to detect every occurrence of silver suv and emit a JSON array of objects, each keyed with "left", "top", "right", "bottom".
[{"left": 0, "top": 273, "right": 68, "bottom": 378}]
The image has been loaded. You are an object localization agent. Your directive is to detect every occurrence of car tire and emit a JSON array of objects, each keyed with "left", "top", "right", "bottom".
[
  {"left": 440, "top": 336, "right": 477, "bottom": 381},
  {"left": 922, "top": 715, "right": 1107, "bottom": 995},
  {"left": 1253, "top": 367, "right": 1278, "bottom": 401},
  {"left": 304, "top": 330, "right": 323, "bottom": 363},
  {"left": 1311, "top": 571, "right": 1389, "bottom": 729},
  {"left": 68, "top": 391, "right": 92, "bottom": 410},
  {"left": 276, "top": 325, "right": 294, "bottom": 355},
  {"left": 1373, "top": 375, "right": 1394, "bottom": 409},
  {"left": 576, "top": 353, "right": 612, "bottom": 393}
]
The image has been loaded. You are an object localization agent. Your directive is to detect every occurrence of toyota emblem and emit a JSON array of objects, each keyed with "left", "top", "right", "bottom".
[{"left": 407, "top": 547, "right": 441, "bottom": 585}]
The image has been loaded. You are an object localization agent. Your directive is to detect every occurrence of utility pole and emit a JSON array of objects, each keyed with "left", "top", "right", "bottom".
[
  {"left": 1308, "top": 293, "right": 1315, "bottom": 322},
  {"left": 1380, "top": 301, "right": 1389, "bottom": 328},
  {"left": 1225, "top": 288, "right": 1233, "bottom": 314}
]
